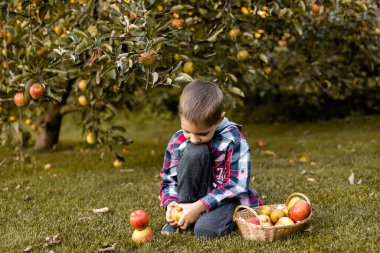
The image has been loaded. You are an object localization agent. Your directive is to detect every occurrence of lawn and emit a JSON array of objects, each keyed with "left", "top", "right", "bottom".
[{"left": 0, "top": 115, "right": 379, "bottom": 252}]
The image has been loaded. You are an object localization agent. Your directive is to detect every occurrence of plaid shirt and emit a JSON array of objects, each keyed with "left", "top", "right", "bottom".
[{"left": 159, "top": 118, "right": 261, "bottom": 211}]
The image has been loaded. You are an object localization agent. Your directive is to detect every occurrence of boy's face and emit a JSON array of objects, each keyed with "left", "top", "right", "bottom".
[{"left": 180, "top": 114, "right": 224, "bottom": 144}]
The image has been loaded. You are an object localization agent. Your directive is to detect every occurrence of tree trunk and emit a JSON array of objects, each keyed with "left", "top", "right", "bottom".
[
  {"left": 34, "top": 103, "right": 64, "bottom": 150},
  {"left": 34, "top": 79, "right": 75, "bottom": 150}
]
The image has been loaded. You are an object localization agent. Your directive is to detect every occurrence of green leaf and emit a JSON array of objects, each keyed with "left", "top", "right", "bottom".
[{"left": 259, "top": 54, "right": 269, "bottom": 64}]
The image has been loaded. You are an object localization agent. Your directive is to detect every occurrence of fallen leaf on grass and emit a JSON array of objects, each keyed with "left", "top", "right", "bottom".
[
  {"left": 357, "top": 179, "right": 362, "bottom": 185},
  {"left": 24, "top": 245, "right": 33, "bottom": 252},
  {"left": 44, "top": 163, "right": 52, "bottom": 170},
  {"left": 301, "top": 170, "right": 306, "bottom": 175},
  {"left": 119, "top": 169, "right": 134, "bottom": 173},
  {"left": 79, "top": 216, "right": 93, "bottom": 221},
  {"left": 299, "top": 156, "right": 309, "bottom": 162},
  {"left": 98, "top": 243, "right": 117, "bottom": 252},
  {"left": 262, "top": 150, "right": 277, "bottom": 157},
  {"left": 92, "top": 207, "right": 110, "bottom": 214},
  {"left": 44, "top": 234, "right": 60, "bottom": 247},
  {"left": 307, "top": 178, "right": 316, "bottom": 182},
  {"left": 257, "top": 140, "right": 267, "bottom": 148},
  {"left": 304, "top": 225, "right": 313, "bottom": 232},
  {"left": 348, "top": 172, "right": 355, "bottom": 185}
]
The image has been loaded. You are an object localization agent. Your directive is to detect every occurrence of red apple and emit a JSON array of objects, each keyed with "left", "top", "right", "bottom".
[
  {"left": 131, "top": 227, "right": 154, "bottom": 244},
  {"left": 14, "top": 92, "right": 26, "bottom": 107},
  {"left": 29, "top": 82, "right": 45, "bottom": 99},
  {"left": 288, "top": 200, "right": 311, "bottom": 222},
  {"left": 171, "top": 18, "right": 184, "bottom": 29},
  {"left": 246, "top": 217, "right": 260, "bottom": 225},
  {"left": 129, "top": 209, "right": 149, "bottom": 229}
]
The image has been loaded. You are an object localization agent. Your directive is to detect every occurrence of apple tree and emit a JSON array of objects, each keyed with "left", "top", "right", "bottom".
[{"left": 0, "top": 0, "right": 190, "bottom": 154}]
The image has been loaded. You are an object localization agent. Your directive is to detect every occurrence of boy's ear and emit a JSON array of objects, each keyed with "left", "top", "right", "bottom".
[{"left": 218, "top": 112, "right": 226, "bottom": 124}]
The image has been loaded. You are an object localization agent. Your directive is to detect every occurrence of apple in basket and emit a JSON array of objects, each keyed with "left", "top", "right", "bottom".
[
  {"left": 262, "top": 221, "right": 273, "bottom": 227},
  {"left": 258, "top": 205, "right": 271, "bottom": 216},
  {"left": 288, "top": 199, "right": 312, "bottom": 222},
  {"left": 270, "top": 209, "right": 285, "bottom": 224},
  {"left": 258, "top": 215, "right": 271, "bottom": 224},
  {"left": 246, "top": 217, "right": 260, "bottom": 225},
  {"left": 287, "top": 196, "right": 302, "bottom": 210},
  {"left": 275, "top": 217, "right": 294, "bottom": 226}
]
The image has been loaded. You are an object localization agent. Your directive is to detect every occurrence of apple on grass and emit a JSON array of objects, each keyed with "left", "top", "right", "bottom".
[
  {"left": 129, "top": 209, "right": 149, "bottom": 230},
  {"left": 288, "top": 200, "right": 312, "bottom": 222},
  {"left": 132, "top": 227, "right": 154, "bottom": 244}
]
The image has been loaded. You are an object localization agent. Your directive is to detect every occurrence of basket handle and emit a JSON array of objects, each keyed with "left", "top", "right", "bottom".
[
  {"left": 233, "top": 205, "right": 262, "bottom": 225},
  {"left": 285, "top": 192, "right": 311, "bottom": 206}
]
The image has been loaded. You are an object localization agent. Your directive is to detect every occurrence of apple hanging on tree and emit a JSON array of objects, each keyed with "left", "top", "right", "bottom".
[
  {"left": 14, "top": 92, "right": 26, "bottom": 107},
  {"left": 29, "top": 82, "right": 45, "bottom": 99}
]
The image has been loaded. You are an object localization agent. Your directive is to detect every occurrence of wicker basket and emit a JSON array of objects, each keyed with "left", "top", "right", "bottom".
[{"left": 233, "top": 192, "right": 312, "bottom": 242}]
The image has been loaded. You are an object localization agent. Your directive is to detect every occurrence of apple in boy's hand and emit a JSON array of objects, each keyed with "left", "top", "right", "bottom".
[
  {"left": 246, "top": 217, "right": 260, "bottom": 225},
  {"left": 129, "top": 209, "right": 149, "bottom": 229},
  {"left": 288, "top": 200, "right": 311, "bottom": 222},
  {"left": 170, "top": 205, "right": 183, "bottom": 222},
  {"left": 131, "top": 227, "right": 154, "bottom": 244}
]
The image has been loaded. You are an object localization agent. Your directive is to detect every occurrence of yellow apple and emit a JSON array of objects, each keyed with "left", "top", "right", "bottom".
[
  {"left": 258, "top": 214, "right": 271, "bottom": 223},
  {"left": 258, "top": 205, "right": 271, "bottom": 216},
  {"left": 270, "top": 209, "right": 285, "bottom": 224},
  {"left": 170, "top": 205, "right": 183, "bottom": 222},
  {"left": 113, "top": 159, "right": 124, "bottom": 168},
  {"left": 78, "top": 95, "right": 88, "bottom": 106},
  {"left": 86, "top": 133, "right": 96, "bottom": 145},
  {"left": 78, "top": 80, "right": 87, "bottom": 91},
  {"left": 275, "top": 217, "right": 294, "bottom": 226},
  {"left": 287, "top": 196, "right": 302, "bottom": 210}
]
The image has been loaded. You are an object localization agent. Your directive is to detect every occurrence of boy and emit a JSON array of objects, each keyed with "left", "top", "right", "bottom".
[{"left": 159, "top": 80, "right": 261, "bottom": 238}]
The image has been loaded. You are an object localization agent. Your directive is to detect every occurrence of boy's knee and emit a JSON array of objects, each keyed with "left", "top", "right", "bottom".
[
  {"left": 193, "top": 222, "right": 228, "bottom": 238},
  {"left": 182, "top": 143, "right": 209, "bottom": 160}
]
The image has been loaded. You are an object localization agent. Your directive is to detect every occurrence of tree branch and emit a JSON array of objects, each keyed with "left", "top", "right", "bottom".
[{"left": 59, "top": 104, "right": 80, "bottom": 115}]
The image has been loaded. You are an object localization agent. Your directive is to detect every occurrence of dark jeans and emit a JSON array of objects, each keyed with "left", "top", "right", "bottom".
[{"left": 176, "top": 143, "right": 237, "bottom": 238}]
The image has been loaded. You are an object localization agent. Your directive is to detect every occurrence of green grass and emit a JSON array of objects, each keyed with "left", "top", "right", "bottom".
[{"left": 0, "top": 115, "right": 379, "bottom": 252}]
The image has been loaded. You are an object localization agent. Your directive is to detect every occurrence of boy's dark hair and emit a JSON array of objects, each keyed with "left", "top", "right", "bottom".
[{"left": 179, "top": 80, "right": 224, "bottom": 127}]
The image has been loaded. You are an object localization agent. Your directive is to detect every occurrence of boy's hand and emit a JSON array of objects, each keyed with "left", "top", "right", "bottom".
[
  {"left": 165, "top": 201, "right": 179, "bottom": 226},
  {"left": 177, "top": 200, "right": 207, "bottom": 230}
]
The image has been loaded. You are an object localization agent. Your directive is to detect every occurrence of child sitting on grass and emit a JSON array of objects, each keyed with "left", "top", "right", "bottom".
[{"left": 159, "top": 80, "right": 261, "bottom": 237}]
